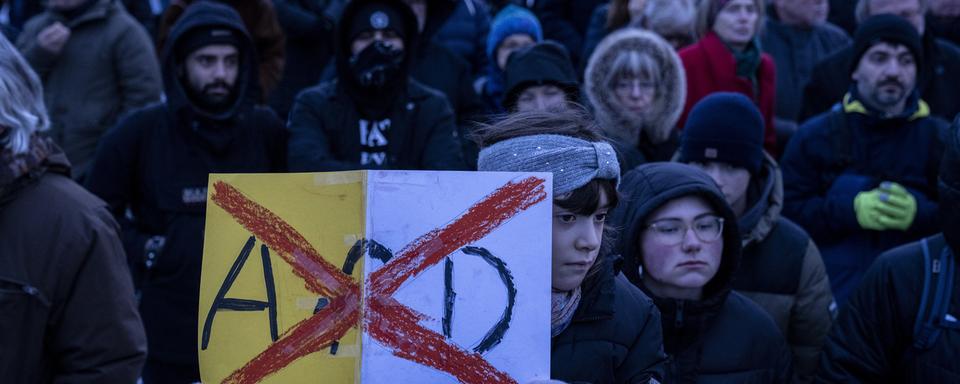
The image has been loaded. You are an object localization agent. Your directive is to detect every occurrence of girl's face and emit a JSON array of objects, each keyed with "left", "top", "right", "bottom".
[
  {"left": 639, "top": 195, "right": 724, "bottom": 300},
  {"left": 628, "top": 0, "right": 647, "bottom": 22},
  {"left": 551, "top": 188, "right": 610, "bottom": 291},
  {"left": 713, "top": 0, "right": 759, "bottom": 50}
]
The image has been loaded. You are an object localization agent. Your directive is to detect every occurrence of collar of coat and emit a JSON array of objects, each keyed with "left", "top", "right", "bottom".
[{"left": 842, "top": 92, "right": 930, "bottom": 121}]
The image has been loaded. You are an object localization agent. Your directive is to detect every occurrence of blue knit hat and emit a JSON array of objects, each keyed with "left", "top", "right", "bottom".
[
  {"left": 679, "top": 93, "right": 765, "bottom": 175},
  {"left": 487, "top": 5, "right": 543, "bottom": 63}
]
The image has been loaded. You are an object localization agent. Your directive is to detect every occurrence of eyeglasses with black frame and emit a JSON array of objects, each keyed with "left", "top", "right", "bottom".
[{"left": 645, "top": 216, "right": 724, "bottom": 245}]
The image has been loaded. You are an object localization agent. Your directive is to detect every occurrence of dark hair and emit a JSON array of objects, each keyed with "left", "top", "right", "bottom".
[
  {"left": 472, "top": 106, "right": 605, "bottom": 147},
  {"left": 474, "top": 108, "right": 621, "bottom": 279}
]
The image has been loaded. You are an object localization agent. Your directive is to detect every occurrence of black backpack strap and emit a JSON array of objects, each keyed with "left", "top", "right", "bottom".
[
  {"left": 913, "top": 238, "right": 956, "bottom": 350},
  {"left": 827, "top": 106, "right": 854, "bottom": 170}
]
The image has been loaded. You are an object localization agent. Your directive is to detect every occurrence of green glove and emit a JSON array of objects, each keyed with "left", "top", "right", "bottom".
[
  {"left": 854, "top": 189, "right": 888, "bottom": 231},
  {"left": 876, "top": 182, "right": 917, "bottom": 231}
]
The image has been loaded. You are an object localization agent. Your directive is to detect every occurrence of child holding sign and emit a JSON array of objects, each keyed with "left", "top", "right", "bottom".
[{"left": 477, "top": 109, "right": 667, "bottom": 383}]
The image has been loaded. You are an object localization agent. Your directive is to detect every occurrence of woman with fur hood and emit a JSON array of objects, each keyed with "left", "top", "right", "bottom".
[{"left": 585, "top": 28, "right": 686, "bottom": 171}]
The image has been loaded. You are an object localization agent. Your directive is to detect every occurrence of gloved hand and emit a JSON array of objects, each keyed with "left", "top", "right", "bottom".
[
  {"left": 854, "top": 188, "right": 888, "bottom": 231},
  {"left": 876, "top": 182, "right": 917, "bottom": 231}
]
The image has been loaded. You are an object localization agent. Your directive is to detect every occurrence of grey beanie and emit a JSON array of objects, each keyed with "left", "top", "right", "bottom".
[{"left": 477, "top": 134, "right": 620, "bottom": 196}]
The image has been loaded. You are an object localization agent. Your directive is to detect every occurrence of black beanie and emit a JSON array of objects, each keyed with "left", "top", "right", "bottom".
[
  {"left": 850, "top": 14, "right": 923, "bottom": 75},
  {"left": 346, "top": 2, "right": 410, "bottom": 46},
  {"left": 503, "top": 41, "right": 579, "bottom": 110},
  {"left": 176, "top": 26, "right": 242, "bottom": 61},
  {"left": 679, "top": 92, "right": 765, "bottom": 175}
]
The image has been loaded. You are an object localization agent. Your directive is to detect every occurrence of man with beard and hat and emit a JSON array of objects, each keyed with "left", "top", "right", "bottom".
[
  {"left": 84, "top": 2, "right": 286, "bottom": 382},
  {"left": 780, "top": 14, "right": 949, "bottom": 306},
  {"left": 287, "top": 0, "right": 465, "bottom": 172},
  {"left": 800, "top": 0, "right": 960, "bottom": 122},
  {"left": 817, "top": 116, "right": 960, "bottom": 382},
  {"left": 15, "top": 0, "right": 162, "bottom": 180}
]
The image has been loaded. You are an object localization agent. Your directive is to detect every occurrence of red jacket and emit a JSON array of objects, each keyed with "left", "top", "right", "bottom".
[{"left": 678, "top": 32, "right": 777, "bottom": 154}]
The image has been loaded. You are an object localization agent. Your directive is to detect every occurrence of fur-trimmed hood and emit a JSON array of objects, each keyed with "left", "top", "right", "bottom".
[{"left": 585, "top": 28, "right": 685, "bottom": 147}]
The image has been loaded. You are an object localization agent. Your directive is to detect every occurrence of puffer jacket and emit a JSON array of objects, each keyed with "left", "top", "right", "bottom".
[
  {"left": 585, "top": 28, "right": 685, "bottom": 169},
  {"left": 612, "top": 162, "right": 793, "bottom": 383},
  {"left": 552, "top": 256, "right": 668, "bottom": 383},
  {"left": 729, "top": 153, "right": 834, "bottom": 383}
]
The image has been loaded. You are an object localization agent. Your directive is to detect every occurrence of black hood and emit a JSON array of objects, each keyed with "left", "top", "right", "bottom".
[
  {"left": 611, "top": 163, "right": 741, "bottom": 305},
  {"left": 940, "top": 116, "right": 960, "bottom": 253},
  {"left": 162, "top": 1, "right": 258, "bottom": 121},
  {"left": 335, "top": 0, "right": 419, "bottom": 100}
]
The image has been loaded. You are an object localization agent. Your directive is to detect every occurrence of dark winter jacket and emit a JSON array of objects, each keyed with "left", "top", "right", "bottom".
[
  {"left": 157, "top": 0, "right": 286, "bottom": 99},
  {"left": 1, "top": 144, "right": 146, "bottom": 383},
  {"left": 678, "top": 32, "right": 778, "bottom": 155},
  {"left": 269, "top": 0, "right": 339, "bottom": 119},
  {"left": 16, "top": 0, "right": 163, "bottom": 179},
  {"left": 581, "top": 3, "right": 612, "bottom": 76},
  {"left": 817, "top": 234, "right": 960, "bottom": 383},
  {"left": 612, "top": 162, "right": 793, "bottom": 383},
  {"left": 780, "top": 91, "right": 947, "bottom": 305},
  {"left": 85, "top": 2, "right": 287, "bottom": 370},
  {"left": 817, "top": 116, "right": 960, "bottom": 383},
  {"left": 532, "top": 0, "right": 605, "bottom": 67},
  {"left": 434, "top": 0, "right": 491, "bottom": 78},
  {"left": 586, "top": 29, "right": 685, "bottom": 167},
  {"left": 287, "top": 0, "right": 466, "bottom": 172},
  {"left": 728, "top": 153, "right": 834, "bottom": 383},
  {"left": 761, "top": 14, "right": 850, "bottom": 124},
  {"left": 800, "top": 32, "right": 960, "bottom": 122},
  {"left": 552, "top": 256, "right": 668, "bottom": 384}
]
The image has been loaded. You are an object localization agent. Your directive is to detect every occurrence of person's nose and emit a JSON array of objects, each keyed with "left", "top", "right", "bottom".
[
  {"left": 573, "top": 221, "right": 601, "bottom": 255},
  {"left": 680, "top": 225, "right": 703, "bottom": 252}
]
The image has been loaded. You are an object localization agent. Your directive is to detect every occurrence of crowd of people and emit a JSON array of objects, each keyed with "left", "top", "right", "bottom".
[{"left": 1, "top": 0, "right": 959, "bottom": 383}]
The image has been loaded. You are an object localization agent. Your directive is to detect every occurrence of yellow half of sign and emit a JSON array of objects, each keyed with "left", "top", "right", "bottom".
[{"left": 199, "top": 172, "right": 366, "bottom": 384}]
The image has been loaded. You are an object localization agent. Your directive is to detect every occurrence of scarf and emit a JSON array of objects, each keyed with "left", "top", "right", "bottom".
[
  {"left": 732, "top": 38, "right": 761, "bottom": 79},
  {"left": 551, "top": 287, "right": 582, "bottom": 338},
  {"left": 0, "top": 135, "right": 56, "bottom": 204}
]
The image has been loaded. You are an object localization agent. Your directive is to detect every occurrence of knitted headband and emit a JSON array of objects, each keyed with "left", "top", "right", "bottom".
[{"left": 477, "top": 134, "right": 620, "bottom": 196}]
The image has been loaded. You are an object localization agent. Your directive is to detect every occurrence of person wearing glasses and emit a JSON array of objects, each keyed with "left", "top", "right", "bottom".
[
  {"left": 676, "top": 93, "right": 834, "bottom": 383},
  {"left": 584, "top": 28, "right": 686, "bottom": 170},
  {"left": 611, "top": 160, "right": 792, "bottom": 382}
]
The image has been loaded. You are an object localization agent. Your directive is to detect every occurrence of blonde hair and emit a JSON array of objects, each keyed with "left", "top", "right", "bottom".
[
  {"left": 605, "top": 48, "right": 661, "bottom": 89},
  {"left": 694, "top": 0, "right": 766, "bottom": 40},
  {"left": 643, "top": 0, "right": 696, "bottom": 41},
  {"left": 0, "top": 34, "right": 49, "bottom": 155}
]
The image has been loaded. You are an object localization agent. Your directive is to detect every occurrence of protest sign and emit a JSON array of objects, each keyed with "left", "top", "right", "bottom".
[{"left": 199, "top": 171, "right": 552, "bottom": 384}]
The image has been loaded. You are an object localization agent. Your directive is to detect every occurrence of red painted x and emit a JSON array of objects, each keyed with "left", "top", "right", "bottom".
[{"left": 210, "top": 176, "right": 547, "bottom": 384}]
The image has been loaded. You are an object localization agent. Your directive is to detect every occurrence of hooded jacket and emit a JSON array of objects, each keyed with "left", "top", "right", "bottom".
[
  {"left": 585, "top": 29, "right": 686, "bottom": 168},
  {"left": 552, "top": 255, "right": 668, "bottom": 384},
  {"left": 286, "top": 0, "right": 466, "bottom": 172},
  {"left": 781, "top": 89, "right": 948, "bottom": 305},
  {"left": 817, "top": 118, "right": 960, "bottom": 383},
  {"left": 16, "top": 0, "right": 162, "bottom": 179},
  {"left": 1, "top": 141, "right": 146, "bottom": 383},
  {"left": 85, "top": 2, "right": 286, "bottom": 372},
  {"left": 728, "top": 153, "right": 834, "bottom": 383},
  {"left": 612, "top": 163, "right": 792, "bottom": 383}
]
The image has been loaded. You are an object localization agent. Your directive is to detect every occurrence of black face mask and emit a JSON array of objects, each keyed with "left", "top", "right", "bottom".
[{"left": 348, "top": 41, "right": 404, "bottom": 88}]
